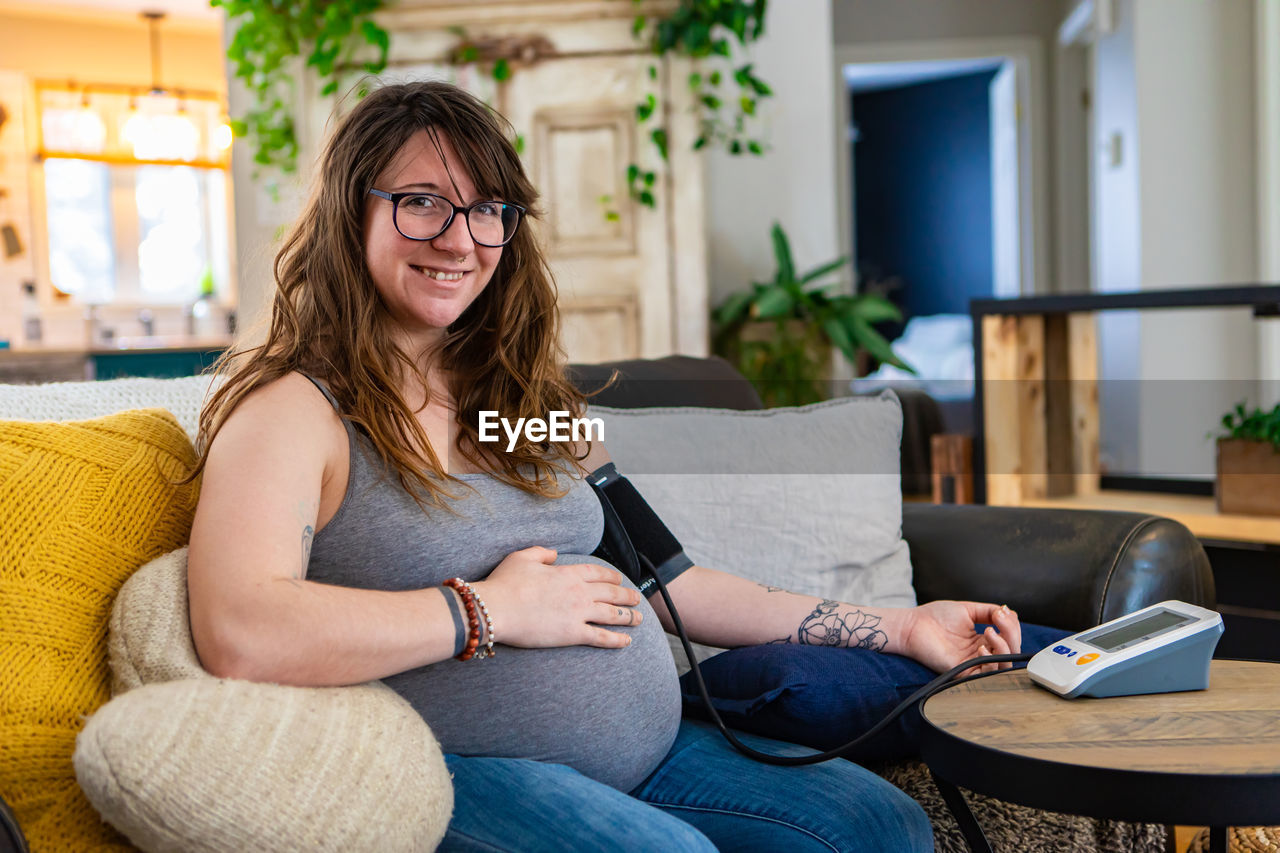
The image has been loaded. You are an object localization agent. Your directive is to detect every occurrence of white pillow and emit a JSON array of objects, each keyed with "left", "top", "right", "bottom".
[
  {"left": 591, "top": 394, "right": 915, "bottom": 660},
  {"left": 75, "top": 678, "right": 451, "bottom": 853},
  {"left": 85, "top": 548, "right": 455, "bottom": 852},
  {"left": 0, "top": 374, "right": 220, "bottom": 441},
  {"left": 108, "top": 547, "right": 208, "bottom": 696}
]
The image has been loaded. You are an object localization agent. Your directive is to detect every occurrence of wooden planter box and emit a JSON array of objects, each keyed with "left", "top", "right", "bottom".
[{"left": 1216, "top": 438, "right": 1280, "bottom": 516}]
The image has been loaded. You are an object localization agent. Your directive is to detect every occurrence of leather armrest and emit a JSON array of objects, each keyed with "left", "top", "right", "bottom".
[{"left": 902, "top": 504, "right": 1215, "bottom": 632}]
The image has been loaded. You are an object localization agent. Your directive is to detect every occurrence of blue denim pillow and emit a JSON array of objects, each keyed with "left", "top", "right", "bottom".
[{"left": 679, "top": 623, "right": 1071, "bottom": 762}]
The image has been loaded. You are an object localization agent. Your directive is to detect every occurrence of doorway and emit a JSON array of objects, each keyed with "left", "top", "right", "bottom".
[
  {"left": 833, "top": 38, "right": 1048, "bottom": 313},
  {"left": 845, "top": 59, "right": 1015, "bottom": 336}
]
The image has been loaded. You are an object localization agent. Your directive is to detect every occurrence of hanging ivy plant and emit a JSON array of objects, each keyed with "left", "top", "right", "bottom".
[
  {"left": 213, "top": 0, "right": 391, "bottom": 176},
  {"left": 627, "top": 0, "right": 773, "bottom": 207}
]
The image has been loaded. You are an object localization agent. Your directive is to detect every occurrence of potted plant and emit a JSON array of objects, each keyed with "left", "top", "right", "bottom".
[
  {"left": 712, "top": 223, "right": 913, "bottom": 407},
  {"left": 1216, "top": 401, "right": 1280, "bottom": 515}
]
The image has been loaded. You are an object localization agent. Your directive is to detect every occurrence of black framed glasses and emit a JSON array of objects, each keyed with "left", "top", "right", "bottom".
[{"left": 368, "top": 189, "right": 525, "bottom": 247}]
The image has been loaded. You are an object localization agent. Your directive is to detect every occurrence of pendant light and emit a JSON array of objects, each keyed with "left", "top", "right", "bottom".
[{"left": 121, "top": 10, "right": 199, "bottom": 161}]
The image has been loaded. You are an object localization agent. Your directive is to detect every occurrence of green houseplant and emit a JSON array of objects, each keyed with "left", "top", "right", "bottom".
[
  {"left": 1215, "top": 401, "right": 1280, "bottom": 516},
  {"left": 712, "top": 223, "right": 913, "bottom": 407},
  {"left": 1219, "top": 401, "right": 1280, "bottom": 447}
]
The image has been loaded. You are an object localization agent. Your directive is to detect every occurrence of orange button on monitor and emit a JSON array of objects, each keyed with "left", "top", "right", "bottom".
[{"left": 1076, "top": 653, "right": 1100, "bottom": 666}]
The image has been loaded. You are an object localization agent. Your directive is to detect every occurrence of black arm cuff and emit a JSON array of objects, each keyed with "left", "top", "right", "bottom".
[
  {"left": 588, "top": 462, "right": 694, "bottom": 597},
  {"left": 644, "top": 552, "right": 694, "bottom": 597}
]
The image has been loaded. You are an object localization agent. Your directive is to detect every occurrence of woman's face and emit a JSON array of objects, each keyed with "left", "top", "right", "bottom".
[{"left": 363, "top": 129, "right": 504, "bottom": 350}]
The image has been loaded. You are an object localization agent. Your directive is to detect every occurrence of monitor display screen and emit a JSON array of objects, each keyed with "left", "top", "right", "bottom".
[{"left": 1082, "top": 610, "right": 1193, "bottom": 652}]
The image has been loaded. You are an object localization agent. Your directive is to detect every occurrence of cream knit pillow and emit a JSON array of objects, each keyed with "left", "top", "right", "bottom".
[
  {"left": 76, "top": 547, "right": 454, "bottom": 852},
  {"left": 74, "top": 678, "right": 452, "bottom": 853},
  {"left": 107, "top": 547, "right": 205, "bottom": 694}
]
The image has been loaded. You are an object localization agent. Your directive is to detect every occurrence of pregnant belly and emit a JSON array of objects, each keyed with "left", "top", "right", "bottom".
[{"left": 381, "top": 560, "right": 682, "bottom": 792}]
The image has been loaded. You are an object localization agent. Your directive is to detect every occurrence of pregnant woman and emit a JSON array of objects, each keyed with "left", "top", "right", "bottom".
[{"left": 186, "top": 80, "right": 1021, "bottom": 852}]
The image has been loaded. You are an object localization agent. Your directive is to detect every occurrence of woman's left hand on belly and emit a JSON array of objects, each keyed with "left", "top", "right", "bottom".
[{"left": 473, "top": 546, "right": 643, "bottom": 650}]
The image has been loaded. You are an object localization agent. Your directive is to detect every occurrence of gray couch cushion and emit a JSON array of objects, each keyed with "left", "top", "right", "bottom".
[{"left": 569, "top": 355, "right": 763, "bottom": 410}]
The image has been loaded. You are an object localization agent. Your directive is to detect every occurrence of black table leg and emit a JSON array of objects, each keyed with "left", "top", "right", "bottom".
[
  {"left": 1209, "top": 826, "right": 1227, "bottom": 853},
  {"left": 929, "top": 768, "right": 993, "bottom": 853}
]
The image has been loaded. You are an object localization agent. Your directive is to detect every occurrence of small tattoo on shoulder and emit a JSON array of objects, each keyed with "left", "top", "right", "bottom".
[
  {"left": 295, "top": 497, "right": 318, "bottom": 580},
  {"left": 300, "top": 524, "right": 314, "bottom": 578},
  {"left": 757, "top": 583, "right": 787, "bottom": 593}
]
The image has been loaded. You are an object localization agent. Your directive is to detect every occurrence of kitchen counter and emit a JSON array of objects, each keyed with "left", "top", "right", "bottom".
[
  {"left": 0, "top": 336, "right": 233, "bottom": 357},
  {"left": 0, "top": 337, "right": 232, "bottom": 383}
]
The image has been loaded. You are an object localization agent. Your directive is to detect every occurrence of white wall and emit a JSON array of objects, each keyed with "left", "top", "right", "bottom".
[
  {"left": 832, "top": 0, "right": 1063, "bottom": 46},
  {"left": 706, "top": 0, "right": 839, "bottom": 306},
  {"left": 1131, "top": 0, "right": 1258, "bottom": 478},
  {"left": 1089, "top": 0, "right": 1260, "bottom": 479},
  {"left": 1090, "top": 1, "right": 1140, "bottom": 299},
  {"left": 1258, "top": 0, "right": 1280, "bottom": 410},
  {"left": 1134, "top": 0, "right": 1256, "bottom": 293},
  {"left": 1090, "top": 0, "right": 1142, "bottom": 474}
]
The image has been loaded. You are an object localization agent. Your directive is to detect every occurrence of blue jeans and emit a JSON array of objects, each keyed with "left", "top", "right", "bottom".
[{"left": 440, "top": 720, "right": 934, "bottom": 852}]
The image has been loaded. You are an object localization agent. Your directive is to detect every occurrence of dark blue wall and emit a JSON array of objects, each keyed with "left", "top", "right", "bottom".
[{"left": 852, "top": 69, "right": 997, "bottom": 321}]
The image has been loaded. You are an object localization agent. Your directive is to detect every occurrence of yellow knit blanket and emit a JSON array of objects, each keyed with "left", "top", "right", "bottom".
[{"left": 0, "top": 408, "right": 199, "bottom": 851}]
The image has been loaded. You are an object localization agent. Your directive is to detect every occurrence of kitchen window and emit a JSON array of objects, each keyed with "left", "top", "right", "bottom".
[{"left": 37, "top": 83, "right": 232, "bottom": 306}]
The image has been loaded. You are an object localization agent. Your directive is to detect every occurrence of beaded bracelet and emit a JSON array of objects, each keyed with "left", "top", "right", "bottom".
[
  {"left": 442, "top": 578, "right": 495, "bottom": 661},
  {"left": 471, "top": 582, "right": 495, "bottom": 659},
  {"left": 442, "top": 578, "right": 480, "bottom": 661},
  {"left": 464, "top": 580, "right": 495, "bottom": 660}
]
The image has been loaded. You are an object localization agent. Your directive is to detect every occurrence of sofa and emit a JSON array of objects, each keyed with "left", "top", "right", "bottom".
[{"left": 0, "top": 355, "right": 1213, "bottom": 853}]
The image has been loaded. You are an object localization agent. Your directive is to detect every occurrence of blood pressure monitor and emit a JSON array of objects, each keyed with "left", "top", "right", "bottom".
[{"left": 1027, "top": 600, "right": 1223, "bottom": 699}]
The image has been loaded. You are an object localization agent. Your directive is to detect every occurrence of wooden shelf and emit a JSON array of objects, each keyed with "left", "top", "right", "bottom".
[{"left": 1019, "top": 490, "right": 1280, "bottom": 546}]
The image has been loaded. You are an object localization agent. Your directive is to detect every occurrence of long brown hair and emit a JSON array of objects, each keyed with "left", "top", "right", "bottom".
[{"left": 192, "top": 80, "right": 588, "bottom": 506}]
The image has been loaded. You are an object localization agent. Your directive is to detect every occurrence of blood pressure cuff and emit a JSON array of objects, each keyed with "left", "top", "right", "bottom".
[{"left": 588, "top": 463, "right": 693, "bottom": 597}]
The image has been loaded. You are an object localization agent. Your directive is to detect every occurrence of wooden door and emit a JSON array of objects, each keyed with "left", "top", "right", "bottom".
[{"left": 503, "top": 53, "right": 670, "bottom": 363}]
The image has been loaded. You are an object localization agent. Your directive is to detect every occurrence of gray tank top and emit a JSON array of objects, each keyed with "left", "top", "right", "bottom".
[{"left": 301, "top": 375, "right": 681, "bottom": 792}]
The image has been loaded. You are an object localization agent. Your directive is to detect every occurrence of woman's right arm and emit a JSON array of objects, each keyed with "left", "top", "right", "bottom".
[
  {"left": 188, "top": 374, "right": 464, "bottom": 686},
  {"left": 187, "top": 375, "right": 639, "bottom": 688}
]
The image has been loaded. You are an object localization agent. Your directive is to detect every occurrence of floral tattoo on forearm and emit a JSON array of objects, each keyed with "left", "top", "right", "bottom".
[{"left": 770, "top": 598, "right": 887, "bottom": 650}]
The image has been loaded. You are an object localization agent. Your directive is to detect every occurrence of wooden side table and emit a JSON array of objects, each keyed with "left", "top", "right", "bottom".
[{"left": 919, "top": 660, "right": 1280, "bottom": 853}]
